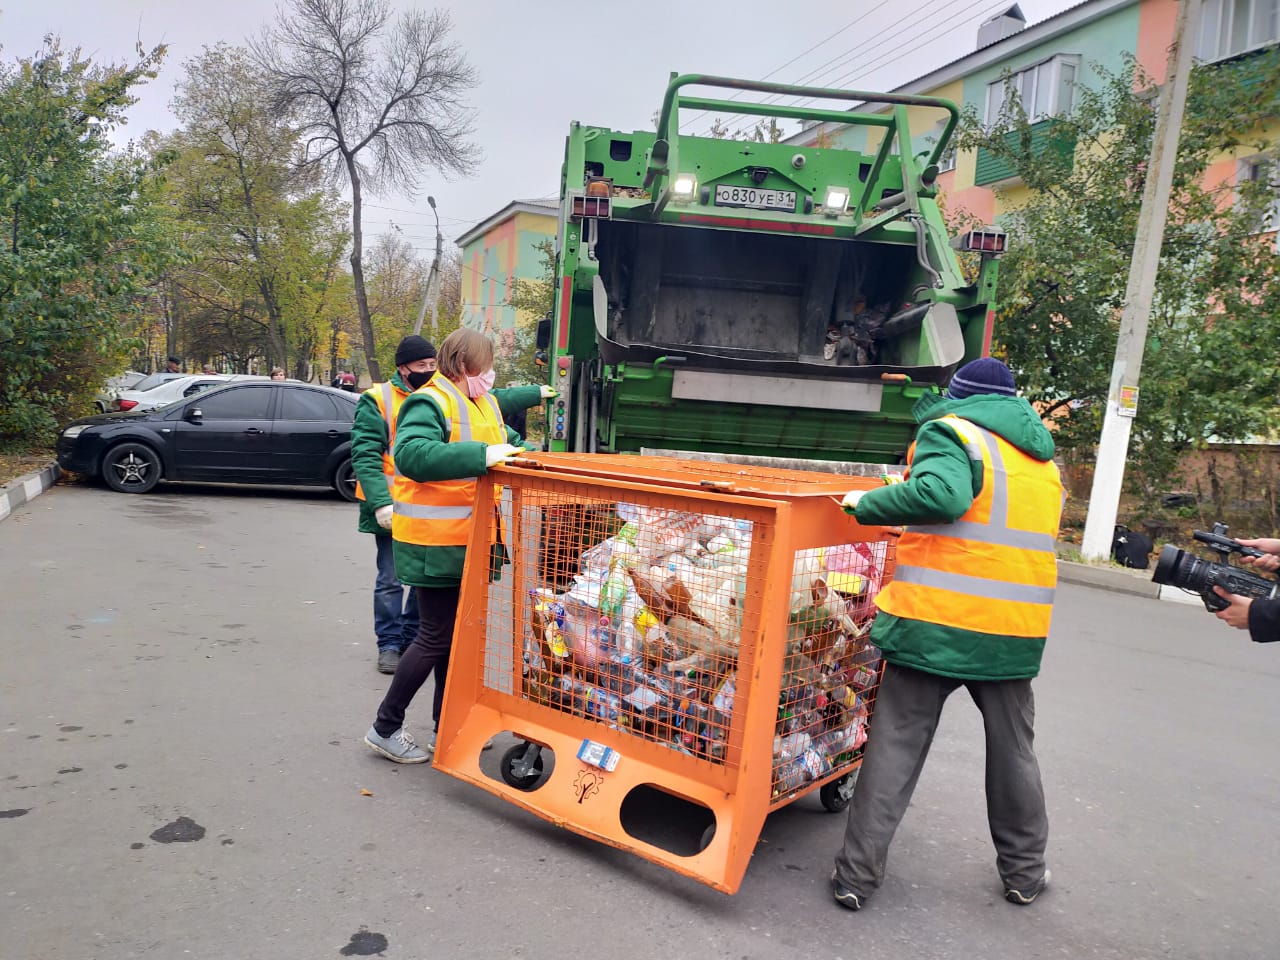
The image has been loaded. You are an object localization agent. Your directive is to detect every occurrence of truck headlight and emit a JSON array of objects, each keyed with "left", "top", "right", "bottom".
[
  {"left": 823, "top": 186, "right": 850, "bottom": 216},
  {"left": 672, "top": 174, "right": 698, "bottom": 201}
]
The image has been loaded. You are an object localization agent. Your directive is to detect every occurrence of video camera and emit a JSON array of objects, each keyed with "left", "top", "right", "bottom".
[{"left": 1150, "top": 522, "right": 1278, "bottom": 612}]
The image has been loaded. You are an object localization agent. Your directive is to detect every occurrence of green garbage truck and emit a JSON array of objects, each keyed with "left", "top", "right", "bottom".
[{"left": 537, "top": 74, "right": 1006, "bottom": 464}]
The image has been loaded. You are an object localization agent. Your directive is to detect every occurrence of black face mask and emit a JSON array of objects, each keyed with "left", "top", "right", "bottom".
[{"left": 404, "top": 370, "right": 433, "bottom": 390}]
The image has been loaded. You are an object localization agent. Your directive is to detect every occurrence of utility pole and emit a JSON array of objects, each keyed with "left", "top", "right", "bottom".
[
  {"left": 412, "top": 196, "right": 444, "bottom": 339},
  {"left": 1081, "top": 0, "right": 1201, "bottom": 560}
]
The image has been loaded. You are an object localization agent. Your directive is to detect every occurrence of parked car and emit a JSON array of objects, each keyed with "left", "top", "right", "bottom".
[
  {"left": 112, "top": 374, "right": 267, "bottom": 412},
  {"left": 94, "top": 371, "right": 146, "bottom": 412},
  {"left": 58, "top": 381, "right": 359, "bottom": 500},
  {"left": 129, "top": 371, "right": 194, "bottom": 393}
]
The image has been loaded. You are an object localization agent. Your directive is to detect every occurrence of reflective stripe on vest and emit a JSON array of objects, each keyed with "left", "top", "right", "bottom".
[
  {"left": 354, "top": 381, "right": 406, "bottom": 502},
  {"left": 391, "top": 378, "right": 506, "bottom": 547},
  {"left": 875, "top": 414, "right": 1063, "bottom": 638}
]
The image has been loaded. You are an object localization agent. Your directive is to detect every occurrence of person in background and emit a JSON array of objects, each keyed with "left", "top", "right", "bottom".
[
  {"left": 164, "top": 356, "right": 182, "bottom": 374},
  {"left": 351, "top": 336, "right": 436, "bottom": 674},
  {"left": 830, "top": 357, "right": 1063, "bottom": 912},
  {"left": 363, "top": 328, "right": 531, "bottom": 763},
  {"left": 1212, "top": 537, "right": 1280, "bottom": 643},
  {"left": 270, "top": 368, "right": 286, "bottom": 381},
  {"left": 202, "top": 364, "right": 217, "bottom": 375}
]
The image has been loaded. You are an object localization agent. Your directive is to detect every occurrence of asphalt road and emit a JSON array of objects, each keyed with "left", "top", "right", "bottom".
[{"left": 2, "top": 482, "right": 1278, "bottom": 960}]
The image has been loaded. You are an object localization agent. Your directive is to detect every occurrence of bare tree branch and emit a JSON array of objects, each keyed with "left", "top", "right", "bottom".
[{"left": 250, "top": 0, "right": 477, "bottom": 381}]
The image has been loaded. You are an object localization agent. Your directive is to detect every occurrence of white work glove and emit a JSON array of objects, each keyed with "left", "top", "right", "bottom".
[
  {"left": 375, "top": 504, "right": 394, "bottom": 529},
  {"left": 840, "top": 490, "right": 866, "bottom": 515},
  {"left": 539, "top": 385, "right": 558, "bottom": 399},
  {"left": 485, "top": 443, "right": 522, "bottom": 468}
]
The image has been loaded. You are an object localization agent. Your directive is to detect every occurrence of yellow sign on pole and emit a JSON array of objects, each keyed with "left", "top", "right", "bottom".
[{"left": 1117, "top": 384, "right": 1139, "bottom": 418}]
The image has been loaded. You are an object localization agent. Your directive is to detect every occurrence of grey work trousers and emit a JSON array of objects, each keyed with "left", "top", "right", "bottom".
[{"left": 834, "top": 662, "right": 1048, "bottom": 897}]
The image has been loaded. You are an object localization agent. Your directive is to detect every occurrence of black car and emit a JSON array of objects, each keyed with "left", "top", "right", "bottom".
[{"left": 57, "top": 380, "right": 359, "bottom": 500}]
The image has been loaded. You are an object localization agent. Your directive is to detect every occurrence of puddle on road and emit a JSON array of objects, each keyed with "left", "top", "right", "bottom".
[
  {"left": 149, "top": 816, "right": 206, "bottom": 843},
  {"left": 339, "top": 929, "right": 388, "bottom": 957}
]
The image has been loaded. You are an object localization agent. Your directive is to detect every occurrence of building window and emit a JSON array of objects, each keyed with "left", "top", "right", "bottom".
[
  {"left": 1238, "top": 155, "right": 1280, "bottom": 240},
  {"left": 984, "top": 55, "right": 1079, "bottom": 126},
  {"left": 924, "top": 120, "right": 958, "bottom": 173},
  {"left": 1198, "top": 0, "right": 1280, "bottom": 61}
]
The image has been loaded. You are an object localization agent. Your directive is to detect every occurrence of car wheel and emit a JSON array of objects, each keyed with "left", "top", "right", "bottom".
[
  {"left": 333, "top": 458, "right": 358, "bottom": 502},
  {"left": 102, "top": 442, "right": 162, "bottom": 494}
]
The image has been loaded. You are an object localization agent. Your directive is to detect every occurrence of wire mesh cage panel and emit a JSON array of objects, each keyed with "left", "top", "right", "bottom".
[{"left": 433, "top": 453, "right": 896, "bottom": 894}]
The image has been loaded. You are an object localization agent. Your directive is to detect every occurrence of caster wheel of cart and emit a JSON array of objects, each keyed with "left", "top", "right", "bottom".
[
  {"left": 698, "top": 822, "right": 716, "bottom": 852},
  {"left": 820, "top": 771, "right": 858, "bottom": 813},
  {"left": 500, "top": 743, "right": 544, "bottom": 791}
]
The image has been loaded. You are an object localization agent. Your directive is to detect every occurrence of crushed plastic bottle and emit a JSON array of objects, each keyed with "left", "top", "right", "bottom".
[{"left": 598, "top": 559, "right": 629, "bottom": 618}]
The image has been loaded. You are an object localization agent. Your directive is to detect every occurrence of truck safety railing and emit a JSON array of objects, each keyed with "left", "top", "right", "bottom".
[{"left": 646, "top": 74, "right": 960, "bottom": 227}]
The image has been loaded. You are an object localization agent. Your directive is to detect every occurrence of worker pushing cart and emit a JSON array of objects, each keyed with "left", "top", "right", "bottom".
[{"left": 431, "top": 453, "right": 899, "bottom": 894}]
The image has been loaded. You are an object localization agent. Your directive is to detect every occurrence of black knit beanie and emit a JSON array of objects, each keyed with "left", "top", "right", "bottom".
[{"left": 394, "top": 335, "right": 436, "bottom": 366}]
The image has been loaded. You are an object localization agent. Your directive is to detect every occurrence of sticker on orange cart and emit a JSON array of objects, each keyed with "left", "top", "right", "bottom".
[
  {"left": 573, "top": 769, "right": 603, "bottom": 804},
  {"left": 576, "top": 739, "right": 621, "bottom": 772}
]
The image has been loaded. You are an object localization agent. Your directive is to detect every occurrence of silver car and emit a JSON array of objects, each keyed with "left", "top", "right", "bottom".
[
  {"left": 94, "top": 371, "right": 147, "bottom": 412},
  {"left": 112, "top": 375, "right": 269, "bottom": 413}
]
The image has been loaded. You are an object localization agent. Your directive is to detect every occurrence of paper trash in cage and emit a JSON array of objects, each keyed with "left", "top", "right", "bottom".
[{"left": 577, "top": 739, "right": 622, "bottom": 772}]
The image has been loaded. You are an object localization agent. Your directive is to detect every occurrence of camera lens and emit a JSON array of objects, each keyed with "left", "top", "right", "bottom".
[{"left": 1152, "top": 545, "right": 1207, "bottom": 591}]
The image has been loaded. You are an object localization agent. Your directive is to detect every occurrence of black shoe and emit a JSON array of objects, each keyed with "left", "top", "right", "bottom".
[
  {"left": 1005, "top": 868, "right": 1051, "bottom": 905},
  {"left": 376, "top": 648, "right": 401, "bottom": 675},
  {"left": 831, "top": 869, "right": 864, "bottom": 911}
]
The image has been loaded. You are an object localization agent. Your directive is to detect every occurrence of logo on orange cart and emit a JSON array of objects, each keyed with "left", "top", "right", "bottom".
[{"left": 573, "top": 769, "right": 603, "bottom": 804}]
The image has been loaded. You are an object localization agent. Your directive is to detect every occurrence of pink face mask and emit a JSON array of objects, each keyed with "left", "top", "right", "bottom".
[{"left": 465, "top": 368, "right": 496, "bottom": 398}]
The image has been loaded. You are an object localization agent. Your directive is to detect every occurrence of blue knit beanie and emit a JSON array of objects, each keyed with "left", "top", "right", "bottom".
[{"left": 947, "top": 357, "right": 1016, "bottom": 400}]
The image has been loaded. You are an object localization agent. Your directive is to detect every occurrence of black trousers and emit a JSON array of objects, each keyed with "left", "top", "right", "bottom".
[
  {"left": 834, "top": 662, "right": 1049, "bottom": 896},
  {"left": 373, "top": 585, "right": 460, "bottom": 739}
]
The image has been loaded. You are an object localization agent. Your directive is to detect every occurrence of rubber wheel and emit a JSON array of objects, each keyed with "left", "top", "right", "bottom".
[
  {"left": 698, "top": 822, "right": 716, "bottom": 852},
  {"left": 333, "top": 458, "right": 358, "bottom": 502},
  {"left": 820, "top": 771, "right": 858, "bottom": 813},
  {"left": 102, "top": 442, "right": 161, "bottom": 494},
  {"left": 499, "top": 743, "right": 544, "bottom": 791}
]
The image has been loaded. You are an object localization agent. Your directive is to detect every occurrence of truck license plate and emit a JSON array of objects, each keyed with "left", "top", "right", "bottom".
[{"left": 713, "top": 185, "right": 797, "bottom": 212}]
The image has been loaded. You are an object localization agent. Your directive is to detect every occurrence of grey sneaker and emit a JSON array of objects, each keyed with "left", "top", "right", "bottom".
[
  {"left": 364, "top": 726, "right": 430, "bottom": 763},
  {"left": 376, "top": 648, "right": 401, "bottom": 675},
  {"left": 831, "top": 869, "right": 864, "bottom": 912},
  {"left": 1005, "top": 868, "right": 1051, "bottom": 905}
]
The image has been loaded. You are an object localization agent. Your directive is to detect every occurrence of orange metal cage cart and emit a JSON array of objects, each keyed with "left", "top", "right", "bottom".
[{"left": 433, "top": 453, "right": 898, "bottom": 894}]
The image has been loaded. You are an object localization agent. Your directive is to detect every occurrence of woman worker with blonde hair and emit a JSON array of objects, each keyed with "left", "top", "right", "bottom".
[{"left": 363, "top": 328, "right": 529, "bottom": 763}]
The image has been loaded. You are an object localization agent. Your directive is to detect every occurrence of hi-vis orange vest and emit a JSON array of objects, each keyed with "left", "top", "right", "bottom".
[
  {"left": 354, "top": 381, "right": 408, "bottom": 503},
  {"left": 876, "top": 414, "right": 1064, "bottom": 638},
  {"left": 391, "top": 376, "right": 506, "bottom": 547}
]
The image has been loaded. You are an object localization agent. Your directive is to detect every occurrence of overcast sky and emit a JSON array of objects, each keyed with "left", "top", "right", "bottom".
[{"left": 3, "top": 0, "right": 1082, "bottom": 257}]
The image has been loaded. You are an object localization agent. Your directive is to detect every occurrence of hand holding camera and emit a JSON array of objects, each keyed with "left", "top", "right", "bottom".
[{"left": 1151, "top": 522, "right": 1279, "bottom": 617}]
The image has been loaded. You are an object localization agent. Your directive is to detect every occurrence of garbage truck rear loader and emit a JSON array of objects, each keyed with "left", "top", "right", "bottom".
[{"left": 538, "top": 74, "right": 1006, "bottom": 463}]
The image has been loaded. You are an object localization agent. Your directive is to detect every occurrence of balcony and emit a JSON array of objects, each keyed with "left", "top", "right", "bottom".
[{"left": 973, "top": 118, "right": 1078, "bottom": 187}]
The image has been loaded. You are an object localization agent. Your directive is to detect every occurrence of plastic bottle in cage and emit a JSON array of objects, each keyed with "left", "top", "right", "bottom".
[
  {"left": 773, "top": 757, "right": 811, "bottom": 795},
  {"left": 599, "top": 559, "right": 629, "bottom": 617},
  {"left": 773, "top": 731, "right": 813, "bottom": 761}
]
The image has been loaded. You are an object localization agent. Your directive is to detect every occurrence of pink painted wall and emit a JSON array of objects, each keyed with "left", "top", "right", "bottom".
[{"left": 1136, "top": 0, "right": 1179, "bottom": 84}]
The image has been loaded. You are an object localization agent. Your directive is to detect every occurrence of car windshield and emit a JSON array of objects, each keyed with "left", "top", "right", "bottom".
[{"left": 132, "top": 372, "right": 186, "bottom": 392}]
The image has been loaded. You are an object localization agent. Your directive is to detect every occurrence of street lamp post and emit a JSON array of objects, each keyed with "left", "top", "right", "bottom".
[{"left": 412, "top": 196, "right": 444, "bottom": 339}]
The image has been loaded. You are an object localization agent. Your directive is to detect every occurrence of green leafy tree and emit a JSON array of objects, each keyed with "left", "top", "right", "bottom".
[
  {"left": 955, "top": 52, "right": 1280, "bottom": 500},
  {"left": 162, "top": 44, "right": 350, "bottom": 377},
  {"left": 0, "top": 40, "right": 177, "bottom": 443}
]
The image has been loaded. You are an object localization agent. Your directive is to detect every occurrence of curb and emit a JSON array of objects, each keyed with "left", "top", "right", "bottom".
[
  {"left": 1056, "top": 559, "right": 1160, "bottom": 599},
  {"left": 0, "top": 462, "right": 61, "bottom": 524}
]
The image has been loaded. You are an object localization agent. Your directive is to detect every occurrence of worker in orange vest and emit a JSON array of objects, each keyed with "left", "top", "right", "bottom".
[
  {"left": 363, "top": 329, "right": 535, "bottom": 763},
  {"left": 351, "top": 335, "right": 438, "bottom": 674},
  {"left": 830, "top": 357, "right": 1064, "bottom": 912}
]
